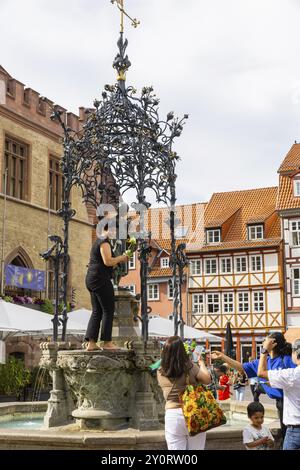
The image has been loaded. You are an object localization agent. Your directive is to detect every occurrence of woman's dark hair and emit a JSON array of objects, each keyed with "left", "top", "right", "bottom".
[
  {"left": 160, "top": 336, "right": 190, "bottom": 378},
  {"left": 218, "top": 365, "right": 228, "bottom": 374},
  {"left": 97, "top": 214, "right": 120, "bottom": 233},
  {"left": 97, "top": 215, "right": 109, "bottom": 232},
  {"left": 247, "top": 402, "right": 265, "bottom": 417},
  {"left": 269, "top": 332, "right": 292, "bottom": 357}
]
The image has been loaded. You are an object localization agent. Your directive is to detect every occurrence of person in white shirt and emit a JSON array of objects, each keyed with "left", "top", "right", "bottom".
[
  {"left": 258, "top": 338, "right": 300, "bottom": 450},
  {"left": 243, "top": 402, "right": 274, "bottom": 450}
]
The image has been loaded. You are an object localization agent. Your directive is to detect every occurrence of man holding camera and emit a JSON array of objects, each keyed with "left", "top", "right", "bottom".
[{"left": 258, "top": 338, "right": 300, "bottom": 450}]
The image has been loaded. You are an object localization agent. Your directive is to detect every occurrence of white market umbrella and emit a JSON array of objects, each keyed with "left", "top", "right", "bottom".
[
  {"left": 67, "top": 308, "right": 90, "bottom": 331},
  {"left": 30, "top": 309, "right": 90, "bottom": 336},
  {"left": 0, "top": 300, "right": 54, "bottom": 364},
  {"left": 148, "top": 316, "right": 221, "bottom": 341},
  {"left": 0, "top": 300, "right": 53, "bottom": 333},
  {"left": 68, "top": 309, "right": 222, "bottom": 341},
  {"left": 0, "top": 302, "right": 90, "bottom": 363}
]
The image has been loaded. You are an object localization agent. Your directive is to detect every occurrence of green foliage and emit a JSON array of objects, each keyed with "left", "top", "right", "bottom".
[
  {"left": 58, "top": 301, "right": 72, "bottom": 314},
  {"left": 0, "top": 295, "right": 13, "bottom": 303},
  {"left": 40, "top": 298, "right": 54, "bottom": 315},
  {"left": 39, "top": 299, "right": 73, "bottom": 316},
  {"left": 184, "top": 339, "right": 197, "bottom": 356},
  {"left": 0, "top": 357, "right": 31, "bottom": 397}
]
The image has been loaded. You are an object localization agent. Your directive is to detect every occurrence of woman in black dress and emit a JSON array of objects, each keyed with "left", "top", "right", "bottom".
[{"left": 85, "top": 221, "right": 129, "bottom": 351}]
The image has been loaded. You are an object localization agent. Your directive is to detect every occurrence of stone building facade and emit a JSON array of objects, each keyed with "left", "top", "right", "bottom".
[{"left": 0, "top": 66, "right": 94, "bottom": 317}]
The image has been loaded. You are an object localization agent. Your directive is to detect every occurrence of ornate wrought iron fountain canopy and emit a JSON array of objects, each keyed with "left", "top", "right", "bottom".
[{"left": 45, "top": 0, "right": 189, "bottom": 342}]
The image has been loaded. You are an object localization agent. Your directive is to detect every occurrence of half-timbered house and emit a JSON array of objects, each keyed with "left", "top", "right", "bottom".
[
  {"left": 187, "top": 187, "right": 284, "bottom": 361},
  {"left": 277, "top": 143, "right": 300, "bottom": 335}
]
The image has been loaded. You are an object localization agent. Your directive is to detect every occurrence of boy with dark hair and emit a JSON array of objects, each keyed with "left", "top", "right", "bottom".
[{"left": 243, "top": 402, "right": 274, "bottom": 450}]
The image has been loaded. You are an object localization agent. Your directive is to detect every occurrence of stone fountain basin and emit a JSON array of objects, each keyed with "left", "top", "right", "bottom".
[
  {"left": 0, "top": 401, "right": 281, "bottom": 450},
  {"left": 40, "top": 343, "right": 163, "bottom": 431}
]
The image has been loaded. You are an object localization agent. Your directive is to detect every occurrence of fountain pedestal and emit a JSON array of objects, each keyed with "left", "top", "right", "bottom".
[
  {"left": 40, "top": 289, "right": 163, "bottom": 431},
  {"left": 111, "top": 287, "right": 140, "bottom": 346}
]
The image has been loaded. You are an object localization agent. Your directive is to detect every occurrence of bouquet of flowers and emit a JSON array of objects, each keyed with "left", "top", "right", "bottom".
[
  {"left": 184, "top": 339, "right": 197, "bottom": 356},
  {"left": 124, "top": 236, "right": 137, "bottom": 258},
  {"left": 149, "top": 339, "right": 198, "bottom": 372}
]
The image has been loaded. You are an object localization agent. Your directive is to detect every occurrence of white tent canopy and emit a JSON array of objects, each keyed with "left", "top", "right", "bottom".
[
  {"left": 0, "top": 303, "right": 221, "bottom": 363},
  {"left": 0, "top": 301, "right": 87, "bottom": 363},
  {"left": 0, "top": 303, "right": 222, "bottom": 341},
  {"left": 0, "top": 300, "right": 54, "bottom": 363},
  {"left": 0, "top": 300, "right": 53, "bottom": 333},
  {"left": 0, "top": 301, "right": 87, "bottom": 335},
  {"left": 67, "top": 308, "right": 90, "bottom": 329},
  {"left": 68, "top": 310, "right": 221, "bottom": 341},
  {"left": 147, "top": 316, "right": 221, "bottom": 341}
]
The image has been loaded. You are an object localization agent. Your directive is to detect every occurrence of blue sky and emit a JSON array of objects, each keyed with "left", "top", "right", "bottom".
[{"left": 1, "top": 0, "right": 300, "bottom": 205}]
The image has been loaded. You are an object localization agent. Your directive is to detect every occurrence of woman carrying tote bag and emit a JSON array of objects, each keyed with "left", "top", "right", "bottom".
[{"left": 157, "top": 336, "right": 212, "bottom": 450}]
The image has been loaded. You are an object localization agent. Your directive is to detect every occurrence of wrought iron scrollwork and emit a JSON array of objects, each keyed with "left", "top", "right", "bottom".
[{"left": 43, "top": 30, "right": 188, "bottom": 343}]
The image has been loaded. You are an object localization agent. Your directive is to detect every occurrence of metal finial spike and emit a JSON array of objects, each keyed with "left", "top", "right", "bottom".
[{"left": 111, "top": 0, "right": 140, "bottom": 33}]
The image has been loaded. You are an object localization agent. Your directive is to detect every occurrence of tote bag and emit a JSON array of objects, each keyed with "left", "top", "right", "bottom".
[{"left": 179, "top": 373, "right": 227, "bottom": 436}]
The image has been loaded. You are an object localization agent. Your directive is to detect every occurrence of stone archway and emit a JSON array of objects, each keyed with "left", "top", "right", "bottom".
[
  {"left": 4, "top": 247, "right": 35, "bottom": 298},
  {"left": 5, "top": 246, "right": 34, "bottom": 269}
]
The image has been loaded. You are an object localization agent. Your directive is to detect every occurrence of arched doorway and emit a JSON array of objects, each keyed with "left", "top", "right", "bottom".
[{"left": 4, "top": 246, "right": 36, "bottom": 298}]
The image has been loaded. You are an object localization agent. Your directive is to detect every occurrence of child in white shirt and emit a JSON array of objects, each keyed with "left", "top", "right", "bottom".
[{"left": 243, "top": 402, "right": 274, "bottom": 450}]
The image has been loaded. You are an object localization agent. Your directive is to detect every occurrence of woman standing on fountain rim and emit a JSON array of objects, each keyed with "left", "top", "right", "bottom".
[{"left": 85, "top": 216, "right": 129, "bottom": 352}]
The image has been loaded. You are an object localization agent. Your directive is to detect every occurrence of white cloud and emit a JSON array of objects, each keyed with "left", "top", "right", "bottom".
[{"left": 1, "top": 0, "right": 300, "bottom": 204}]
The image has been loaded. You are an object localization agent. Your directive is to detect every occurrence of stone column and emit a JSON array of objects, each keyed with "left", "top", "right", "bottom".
[
  {"left": 40, "top": 342, "right": 74, "bottom": 428},
  {"left": 112, "top": 288, "right": 141, "bottom": 347},
  {"left": 131, "top": 340, "right": 161, "bottom": 430}
]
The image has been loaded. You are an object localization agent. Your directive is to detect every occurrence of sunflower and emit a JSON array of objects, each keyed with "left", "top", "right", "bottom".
[
  {"left": 189, "top": 391, "right": 200, "bottom": 401},
  {"left": 200, "top": 422, "right": 209, "bottom": 431},
  {"left": 183, "top": 401, "right": 198, "bottom": 417},
  {"left": 205, "top": 391, "right": 215, "bottom": 401},
  {"left": 196, "top": 408, "right": 212, "bottom": 423},
  {"left": 216, "top": 407, "right": 225, "bottom": 419},
  {"left": 187, "top": 416, "right": 199, "bottom": 434}
]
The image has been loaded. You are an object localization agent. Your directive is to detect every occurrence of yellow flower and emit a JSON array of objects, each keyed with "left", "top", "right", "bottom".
[
  {"left": 200, "top": 422, "right": 209, "bottom": 431},
  {"left": 204, "top": 391, "right": 215, "bottom": 404},
  {"left": 189, "top": 391, "right": 200, "bottom": 401},
  {"left": 183, "top": 401, "right": 198, "bottom": 417},
  {"left": 187, "top": 416, "right": 199, "bottom": 433},
  {"left": 196, "top": 408, "right": 212, "bottom": 423}
]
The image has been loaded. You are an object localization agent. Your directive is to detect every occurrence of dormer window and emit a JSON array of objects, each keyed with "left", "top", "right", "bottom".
[
  {"left": 175, "top": 226, "right": 188, "bottom": 239},
  {"left": 207, "top": 229, "right": 221, "bottom": 244},
  {"left": 161, "top": 257, "right": 169, "bottom": 268},
  {"left": 294, "top": 179, "right": 300, "bottom": 197},
  {"left": 248, "top": 224, "right": 263, "bottom": 240}
]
